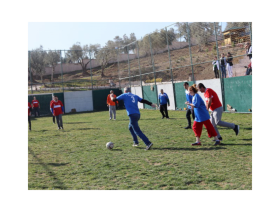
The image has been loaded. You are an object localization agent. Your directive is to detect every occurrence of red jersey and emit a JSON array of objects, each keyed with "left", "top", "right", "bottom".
[
  {"left": 204, "top": 88, "right": 222, "bottom": 111},
  {"left": 28, "top": 102, "right": 32, "bottom": 116},
  {"left": 107, "top": 94, "right": 118, "bottom": 106},
  {"left": 51, "top": 100, "right": 64, "bottom": 116},
  {"left": 32, "top": 99, "right": 39, "bottom": 108},
  {"left": 50, "top": 100, "right": 54, "bottom": 107}
]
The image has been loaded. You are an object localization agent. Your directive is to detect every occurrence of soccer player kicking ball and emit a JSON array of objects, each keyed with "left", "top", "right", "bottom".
[
  {"left": 50, "top": 96, "right": 64, "bottom": 130},
  {"left": 197, "top": 83, "right": 239, "bottom": 141},
  {"left": 111, "top": 87, "right": 156, "bottom": 150},
  {"left": 28, "top": 102, "right": 32, "bottom": 131},
  {"left": 186, "top": 84, "right": 221, "bottom": 146}
]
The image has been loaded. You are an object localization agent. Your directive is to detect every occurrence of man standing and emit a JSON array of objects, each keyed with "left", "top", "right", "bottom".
[
  {"left": 245, "top": 42, "right": 252, "bottom": 68},
  {"left": 212, "top": 56, "right": 220, "bottom": 78},
  {"left": 226, "top": 52, "right": 233, "bottom": 78},
  {"left": 50, "top": 96, "right": 56, "bottom": 124},
  {"left": 184, "top": 82, "right": 195, "bottom": 129},
  {"left": 50, "top": 96, "right": 64, "bottom": 130},
  {"left": 111, "top": 87, "right": 156, "bottom": 150},
  {"left": 28, "top": 102, "right": 32, "bottom": 131},
  {"left": 198, "top": 83, "right": 239, "bottom": 141},
  {"left": 158, "top": 89, "right": 170, "bottom": 119},
  {"left": 220, "top": 53, "right": 227, "bottom": 78},
  {"left": 107, "top": 90, "right": 118, "bottom": 120},
  {"left": 32, "top": 96, "right": 40, "bottom": 117}
]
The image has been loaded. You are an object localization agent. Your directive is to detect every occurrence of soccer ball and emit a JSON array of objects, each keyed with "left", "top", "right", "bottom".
[{"left": 106, "top": 142, "right": 114, "bottom": 150}]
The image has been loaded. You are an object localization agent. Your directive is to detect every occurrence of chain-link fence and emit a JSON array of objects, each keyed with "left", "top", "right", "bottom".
[{"left": 28, "top": 22, "right": 252, "bottom": 94}]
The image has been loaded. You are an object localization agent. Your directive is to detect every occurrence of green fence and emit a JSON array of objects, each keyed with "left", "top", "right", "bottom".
[
  {"left": 173, "top": 81, "right": 194, "bottom": 110},
  {"left": 92, "top": 89, "right": 123, "bottom": 111},
  {"left": 223, "top": 75, "right": 252, "bottom": 112},
  {"left": 28, "top": 94, "right": 53, "bottom": 116},
  {"left": 142, "top": 85, "right": 158, "bottom": 109}
]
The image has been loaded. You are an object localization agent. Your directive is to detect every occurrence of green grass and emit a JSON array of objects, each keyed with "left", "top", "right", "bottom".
[{"left": 28, "top": 110, "right": 252, "bottom": 190}]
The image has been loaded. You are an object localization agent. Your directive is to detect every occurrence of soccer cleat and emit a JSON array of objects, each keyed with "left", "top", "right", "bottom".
[
  {"left": 109, "top": 118, "right": 112, "bottom": 120},
  {"left": 162, "top": 116, "right": 164, "bottom": 119},
  {"left": 114, "top": 119, "right": 116, "bottom": 120},
  {"left": 132, "top": 144, "right": 139, "bottom": 147},
  {"left": 58, "top": 127, "right": 60, "bottom": 130},
  {"left": 61, "top": 127, "right": 64, "bottom": 130},
  {"left": 166, "top": 117, "right": 170, "bottom": 119},
  {"left": 185, "top": 126, "right": 191, "bottom": 129},
  {"left": 53, "top": 122, "right": 55, "bottom": 124},
  {"left": 214, "top": 140, "right": 221, "bottom": 146},
  {"left": 212, "top": 136, "right": 223, "bottom": 141},
  {"left": 192, "top": 142, "right": 201, "bottom": 146},
  {"left": 234, "top": 125, "right": 239, "bottom": 136},
  {"left": 145, "top": 143, "right": 153, "bottom": 150}
]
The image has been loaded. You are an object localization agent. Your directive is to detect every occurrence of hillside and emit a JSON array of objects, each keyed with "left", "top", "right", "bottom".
[{"left": 30, "top": 40, "right": 249, "bottom": 89}]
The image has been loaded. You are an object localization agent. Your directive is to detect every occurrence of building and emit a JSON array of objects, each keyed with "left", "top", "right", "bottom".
[{"left": 223, "top": 26, "right": 251, "bottom": 46}]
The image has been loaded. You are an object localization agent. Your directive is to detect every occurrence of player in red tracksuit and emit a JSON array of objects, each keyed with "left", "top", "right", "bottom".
[
  {"left": 32, "top": 96, "right": 40, "bottom": 117},
  {"left": 50, "top": 96, "right": 56, "bottom": 124},
  {"left": 28, "top": 102, "right": 32, "bottom": 131},
  {"left": 50, "top": 96, "right": 64, "bottom": 130}
]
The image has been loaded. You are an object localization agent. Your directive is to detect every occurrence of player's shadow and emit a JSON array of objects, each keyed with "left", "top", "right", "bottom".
[
  {"left": 77, "top": 128, "right": 100, "bottom": 130},
  {"left": 152, "top": 147, "right": 226, "bottom": 151},
  {"left": 65, "top": 122, "right": 92, "bottom": 124},
  {"left": 28, "top": 147, "right": 67, "bottom": 190},
  {"left": 220, "top": 143, "right": 252, "bottom": 146}
]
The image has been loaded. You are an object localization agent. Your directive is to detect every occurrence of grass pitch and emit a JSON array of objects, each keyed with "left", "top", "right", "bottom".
[{"left": 28, "top": 109, "right": 252, "bottom": 190}]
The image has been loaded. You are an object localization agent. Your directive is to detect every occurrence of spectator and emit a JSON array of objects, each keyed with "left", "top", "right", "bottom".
[
  {"left": 220, "top": 53, "right": 227, "bottom": 78},
  {"left": 226, "top": 52, "right": 233, "bottom": 78},
  {"left": 32, "top": 96, "right": 40, "bottom": 117},
  {"left": 212, "top": 56, "right": 220, "bottom": 78},
  {"left": 107, "top": 90, "right": 118, "bottom": 120},
  {"left": 158, "top": 89, "right": 170, "bottom": 119},
  {"left": 245, "top": 42, "right": 253, "bottom": 69},
  {"left": 245, "top": 62, "right": 252, "bottom": 75},
  {"left": 109, "top": 77, "right": 116, "bottom": 87}
]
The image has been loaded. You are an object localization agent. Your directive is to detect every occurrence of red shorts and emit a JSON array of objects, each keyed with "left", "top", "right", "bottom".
[{"left": 192, "top": 119, "right": 217, "bottom": 138}]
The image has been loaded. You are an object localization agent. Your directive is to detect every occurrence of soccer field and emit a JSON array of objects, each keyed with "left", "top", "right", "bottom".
[{"left": 28, "top": 109, "right": 252, "bottom": 190}]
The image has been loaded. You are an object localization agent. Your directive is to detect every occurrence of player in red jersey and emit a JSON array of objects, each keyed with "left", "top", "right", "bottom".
[
  {"left": 50, "top": 96, "right": 56, "bottom": 124},
  {"left": 50, "top": 96, "right": 64, "bottom": 130},
  {"left": 31, "top": 96, "right": 40, "bottom": 117},
  {"left": 28, "top": 102, "right": 32, "bottom": 131},
  {"left": 198, "top": 83, "right": 239, "bottom": 141}
]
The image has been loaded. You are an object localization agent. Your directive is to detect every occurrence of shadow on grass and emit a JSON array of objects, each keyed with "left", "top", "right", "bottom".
[
  {"left": 220, "top": 143, "right": 252, "bottom": 146},
  {"left": 76, "top": 128, "right": 101, "bottom": 130},
  {"left": 152, "top": 147, "right": 226, "bottom": 151},
  {"left": 242, "top": 138, "right": 252, "bottom": 141},
  {"left": 28, "top": 147, "right": 67, "bottom": 190},
  {"left": 65, "top": 122, "right": 92, "bottom": 124}
]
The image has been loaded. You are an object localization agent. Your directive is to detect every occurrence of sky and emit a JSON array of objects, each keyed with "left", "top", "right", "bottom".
[{"left": 28, "top": 22, "right": 227, "bottom": 51}]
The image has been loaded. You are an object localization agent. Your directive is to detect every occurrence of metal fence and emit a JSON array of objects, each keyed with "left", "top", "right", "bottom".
[{"left": 28, "top": 22, "right": 252, "bottom": 94}]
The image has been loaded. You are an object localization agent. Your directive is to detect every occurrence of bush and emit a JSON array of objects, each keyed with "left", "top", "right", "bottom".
[{"left": 145, "top": 78, "right": 162, "bottom": 83}]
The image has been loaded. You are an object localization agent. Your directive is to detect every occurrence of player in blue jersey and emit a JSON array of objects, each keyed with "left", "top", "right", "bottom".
[
  {"left": 158, "top": 89, "right": 170, "bottom": 119},
  {"left": 186, "top": 84, "right": 220, "bottom": 146},
  {"left": 111, "top": 87, "right": 156, "bottom": 150},
  {"left": 184, "top": 82, "right": 195, "bottom": 129}
]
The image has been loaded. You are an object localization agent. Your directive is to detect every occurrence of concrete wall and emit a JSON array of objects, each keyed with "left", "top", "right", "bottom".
[
  {"left": 131, "top": 86, "right": 143, "bottom": 109},
  {"left": 157, "top": 84, "right": 176, "bottom": 110},
  {"left": 195, "top": 79, "right": 223, "bottom": 108},
  {"left": 64, "top": 90, "right": 93, "bottom": 113}
]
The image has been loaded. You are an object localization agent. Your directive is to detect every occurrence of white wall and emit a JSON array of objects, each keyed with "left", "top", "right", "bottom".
[
  {"left": 157, "top": 84, "right": 176, "bottom": 110},
  {"left": 195, "top": 79, "right": 223, "bottom": 108},
  {"left": 131, "top": 86, "right": 143, "bottom": 109},
  {"left": 64, "top": 90, "right": 93, "bottom": 113}
]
